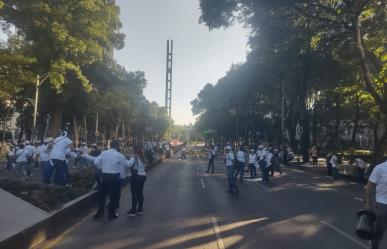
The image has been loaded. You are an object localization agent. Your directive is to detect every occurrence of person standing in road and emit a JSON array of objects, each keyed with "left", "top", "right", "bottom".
[
  {"left": 330, "top": 153, "right": 339, "bottom": 179},
  {"left": 206, "top": 145, "right": 216, "bottom": 174},
  {"left": 235, "top": 146, "right": 246, "bottom": 182},
  {"left": 144, "top": 141, "right": 154, "bottom": 163},
  {"left": 248, "top": 149, "right": 257, "bottom": 179},
  {"left": 263, "top": 148, "right": 274, "bottom": 182},
  {"left": 84, "top": 140, "right": 129, "bottom": 220},
  {"left": 126, "top": 145, "right": 147, "bottom": 217},
  {"left": 354, "top": 158, "right": 366, "bottom": 183},
  {"left": 225, "top": 147, "right": 239, "bottom": 195},
  {"left": 49, "top": 131, "right": 74, "bottom": 186},
  {"left": 37, "top": 138, "right": 53, "bottom": 184},
  {"left": 310, "top": 146, "right": 318, "bottom": 167},
  {"left": 326, "top": 153, "right": 333, "bottom": 176},
  {"left": 365, "top": 161, "right": 387, "bottom": 249}
]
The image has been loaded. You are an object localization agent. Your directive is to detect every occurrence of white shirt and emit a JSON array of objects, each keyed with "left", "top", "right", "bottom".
[
  {"left": 236, "top": 151, "right": 246, "bottom": 162},
  {"left": 248, "top": 154, "right": 257, "bottom": 164},
  {"left": 369, "top": 161, "right": 387, "bottom": 204},
  {"left": 257, "top": 150, "right": 267, "bottom": 161},
  {"left": 50, "top": 136, "right": 73, "bottom": 161},
  {"left": 15, "top": 148, "right": 28, "bottom": 163},
  {"left": 266, "top": 152, "right": 273, "bottom": 167},
  {"left": 330, "top": 155, "right": 338, "bottom": 168},
  {"left": 24, "top": 145, "right": 36, "bottom": 157},
  {"left": 91, "top": 149, "right": 130, "bottom": 178},
  {"left": 37, "top": 144, "right": 50, "bottom": 162},
  {"left": 127, "top": 156, "right": 146, "bottom": 176},
  {"left": 208, "top": 149, "right": 216, "bottom": 159},
  {"left": 225, "top": 152, "right": 235, "bottom": 167}
]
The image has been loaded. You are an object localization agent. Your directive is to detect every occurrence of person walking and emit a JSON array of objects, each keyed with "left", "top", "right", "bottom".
[
  {"left": 330, "top": 153, "right": 339, "bottom": 179},
  {"left": 257, "top": 146, "right": 267, "bottom": 179},
  {"left": 310, "top": 146, "right": 318, "bottom": 167},
  {"left": 326, "top": 153, "right": 333, "bottom": 176},
  {"left": 263, "top": 148, "right": 274, "bottom": 182},
  {"left": 37, "top": 138, "right": 53, "bottom": 184},
  {"left": 365, "top": 161, "right": 387, "bottom": 249},
  {"left": 84, "top": 140, "right": 128, "bottom": 220},
  {"left": 15, "top": 144, "right": 29, "bottom": 180},
  {"left": 225, "top": 147, "right": 239, "bottom": 195},
  {"left": 126, "top": 145, "right": 147, "bottom": 217},
  {"left": 271, "top": 149, "right": 282, "bottom": 176},
  {"left": 235, "top": 146, "right": 246, "bottom": 182},
  {"left": 49, "top": 131, "right": 74, "bottom": 186},
  {"left": 248, "top": 149, "right": 257, "bottom": 179},
  {"left": 206, "top": 146, "right": 216, "bottom": 174}
]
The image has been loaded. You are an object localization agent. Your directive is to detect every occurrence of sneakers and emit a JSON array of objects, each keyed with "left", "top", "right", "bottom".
[
  {"left": 126, "top": 209, "right": 137, "bottom": 217},
  {"left": 108, "top": 213, "right": 119, "bottom": 220},
  {"left": 137, "top": 209, "right": 143, "bottom": 215}
]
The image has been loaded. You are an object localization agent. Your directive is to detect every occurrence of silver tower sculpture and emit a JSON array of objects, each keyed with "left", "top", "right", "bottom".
[{"left": 165, "top": 40, "right": 173, "bottom": 118}]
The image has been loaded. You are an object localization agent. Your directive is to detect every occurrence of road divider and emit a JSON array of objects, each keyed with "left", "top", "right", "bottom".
[{"left": 211, "top": 217, "right": 225, "bottom": 249}]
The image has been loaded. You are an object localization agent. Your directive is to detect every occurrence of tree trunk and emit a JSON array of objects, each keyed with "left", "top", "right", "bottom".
[
  {"left": 311, "top": 108, "right": 317, "bottom": 146},
  {"left": 73, "top": 115, "right": 79, "bottom": 145},
  {"left": 351, "top": 96, "right": 360, "bottom": 147},
  {"left": 50, "top": 106, "right": 64, "bottom": 137},
  {"left": 334, "top": 101, "right": 341, "bottom": 150}
]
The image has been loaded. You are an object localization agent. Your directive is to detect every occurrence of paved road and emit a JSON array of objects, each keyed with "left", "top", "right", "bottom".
[{"left": 53, "top": 157, "right": 385, "bottom": 249}]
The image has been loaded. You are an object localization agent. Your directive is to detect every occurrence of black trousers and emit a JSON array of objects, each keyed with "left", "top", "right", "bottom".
[
  {"left": 130, "top": 174, "right": 147, "bottom": 211},
  {"left": 207, "top": 158, "right": 215, "bottom": 173},
  {"left": 98, "top": 173, "right": 121, "bottom": 215}
]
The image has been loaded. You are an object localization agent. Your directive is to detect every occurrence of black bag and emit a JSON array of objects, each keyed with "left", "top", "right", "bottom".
[{"left": 354, "top": 209, "right": 376, "bottom": 240}]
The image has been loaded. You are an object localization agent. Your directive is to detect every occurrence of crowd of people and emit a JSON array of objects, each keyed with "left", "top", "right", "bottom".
[{"left": 205, "top": 143, "right": 292, "bottom": 195}]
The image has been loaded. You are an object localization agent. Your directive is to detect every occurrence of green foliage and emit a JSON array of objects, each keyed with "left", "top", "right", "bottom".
[{"left": 195, "top": 0, "right": 386, "bottom": 160}]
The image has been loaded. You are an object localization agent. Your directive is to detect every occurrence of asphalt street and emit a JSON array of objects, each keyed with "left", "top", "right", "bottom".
[{"left": 52, "top": 156, "right": 385, "bottom": 249}]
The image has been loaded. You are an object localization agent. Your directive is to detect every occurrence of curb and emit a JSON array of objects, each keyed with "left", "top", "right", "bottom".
[{"left": 0, "top": 158, "right": 163, "bottom": 249}]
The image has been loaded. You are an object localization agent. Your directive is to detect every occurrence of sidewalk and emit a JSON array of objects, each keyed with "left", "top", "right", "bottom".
[
  {"left": 288, "top": 158, "right": 368, "bottom": 182},
  {"left": 0, "top": 188, "right": 48, "bottom": 241}
]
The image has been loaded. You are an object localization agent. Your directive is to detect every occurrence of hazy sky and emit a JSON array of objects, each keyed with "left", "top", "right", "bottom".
[{"left": 115, "top": 0, "right": 248, "bottom": 125}]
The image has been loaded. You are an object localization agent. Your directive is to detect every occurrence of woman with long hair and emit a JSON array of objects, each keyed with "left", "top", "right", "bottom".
[{"left": 126, "top": 145, "right": 147, "bottom": 216}]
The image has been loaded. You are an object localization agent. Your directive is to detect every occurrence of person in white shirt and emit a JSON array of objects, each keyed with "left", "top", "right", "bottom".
[
  {"left": 354, "top": 158, "right": 366, "bottom": 183},
  {"left": 365, "top": 161, "right": 387, "bottom": 249},
  {"left": 225, "top": 147, "right": 239, "bottom": 195},
  {"left": 37, "top": 137, "right": 53, "bottom": 184},
  {"left": 144, "top": 141, "right": 154, "bottom": 163},
  {"left": 330, "top": 153, "right": 339, "bottom": 179},
  {"left": 235, "top": 146, "right": 246, "bottom": 182},
  {"left": 126, "top": 145, "right": 147, "bottom": 217},
  {"left": 263, "top": 149, "right": 274, "bottom": 182},
  {"left": 15, "top": 144, "right": 30, "bottom": 180},
  {"left": 206, "top": 146, "right": 216, "bottom": 174},
  {"left": 83, "top": 140, "right": 130, "bottom": 220},
  {"left": 257, "top": 146, "right": 267, "bottom": 175},
  {"left": 49, "top": 131, "right": 74, "bottom": 186},
  {"left": 248, "top": 149, "right": 257, "bottom": 179},
  {"left": 24, "top": 141, "right": 36, "bottom": 168}
]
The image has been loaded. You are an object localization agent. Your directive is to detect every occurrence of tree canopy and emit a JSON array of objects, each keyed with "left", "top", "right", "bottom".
[{"left": 194, "top": 0, "right": 387, "bottom": 167}]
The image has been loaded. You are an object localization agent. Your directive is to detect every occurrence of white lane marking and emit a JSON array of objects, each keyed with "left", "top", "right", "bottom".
[
  {"left": 211, "top": 217, "right": 226, "bottom": 249},
  {"left": 321, "top": 221, "right": 368, "bottom": 249},
  {"left": 354, "top": 197, "right": 364, "bottom": 202},
  {"left": 200, "top": 178, "right": 206, "bottom": 189}
]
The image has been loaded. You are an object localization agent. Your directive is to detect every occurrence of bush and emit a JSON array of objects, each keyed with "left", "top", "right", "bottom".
[{"left": 0, "top": 167, "right": 97, "bottom": 212}]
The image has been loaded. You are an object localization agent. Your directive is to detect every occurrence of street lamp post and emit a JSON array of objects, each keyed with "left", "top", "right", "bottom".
[{"left": 32, "top": 74, "right": 49, "bottom": 142}]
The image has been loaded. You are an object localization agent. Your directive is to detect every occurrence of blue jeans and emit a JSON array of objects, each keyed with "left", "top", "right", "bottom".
[
  {"left": 41, "top": 161, "right": 54, "bottom": 184},
  {"left": 53, "top": 159, "right": 68, "bottom": 186},
  {"left": 249, "top": 163, "right": 256, "bottom": 179},
  {"left": 263, "top": 166, "right": 272, "bottom": 182},
  {"left": 227, "top": 166, "right": 239, "bottom": 193},
  {"left": 234, "top": 162, "right": 245, "bottom": 180}
]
